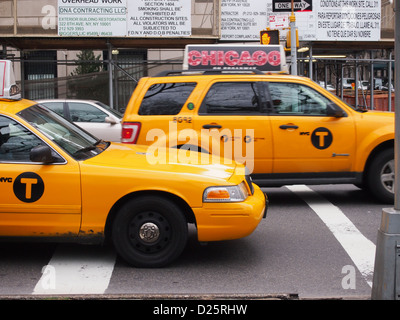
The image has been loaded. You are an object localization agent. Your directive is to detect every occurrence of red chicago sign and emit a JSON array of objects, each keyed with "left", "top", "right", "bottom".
[{"left": 188, "top": 50, "right": 281, "bottom": 68}]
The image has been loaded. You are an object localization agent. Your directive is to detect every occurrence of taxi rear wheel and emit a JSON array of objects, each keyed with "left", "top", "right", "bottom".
[
  {"left": 367, "top": 149, "right": 394, "bottom": 204},
  {"left": 112, "top": 196, "right": 188, "bottom": 268}
]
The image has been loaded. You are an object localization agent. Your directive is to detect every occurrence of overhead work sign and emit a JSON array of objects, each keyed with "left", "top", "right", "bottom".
[{"left": 57, "top": 0, "right": 191, "bottom": 37}]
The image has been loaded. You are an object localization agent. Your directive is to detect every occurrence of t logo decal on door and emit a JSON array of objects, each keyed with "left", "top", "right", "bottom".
[
  {"left": 311, "top": 127, "right": 333, "bottom": 150},
  {"left": 13, "top": 172, "right": 45, "bottom": 203}
]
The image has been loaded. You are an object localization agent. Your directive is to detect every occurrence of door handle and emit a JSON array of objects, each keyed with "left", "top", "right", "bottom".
[
  {"left": 279, "top": 124, "right": 299, "bottom": 130},
  {"left": 203, "top": 124, "right": 222, "bottom": 129}
]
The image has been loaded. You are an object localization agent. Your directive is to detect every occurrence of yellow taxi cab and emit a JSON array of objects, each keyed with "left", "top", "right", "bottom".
[
  {"left": 122, "top": 44, "right": 395, "bottom": 204},
  {"left": 0, "top": 60, "right": 266, "bottom": 267}
]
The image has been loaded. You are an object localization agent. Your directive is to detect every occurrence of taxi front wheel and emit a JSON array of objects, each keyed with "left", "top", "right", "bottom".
[
  {"left": 367, "top": 148, "right": 395, "bottom": 204},
  {"left": 112, "top": 196, "right": 188, "bottom": 268}
]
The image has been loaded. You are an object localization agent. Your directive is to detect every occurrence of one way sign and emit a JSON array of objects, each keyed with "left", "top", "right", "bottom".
[{"left": 272, "top": 0, "right": 312, "bottom": 12}]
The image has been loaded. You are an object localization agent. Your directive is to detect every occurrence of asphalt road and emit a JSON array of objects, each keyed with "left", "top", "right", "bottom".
[{"left": 0, "top": 184, "right": 387, "bottom": 299}]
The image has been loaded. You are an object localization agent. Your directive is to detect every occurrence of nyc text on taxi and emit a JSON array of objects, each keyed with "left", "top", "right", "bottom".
[
  {"left": 0, "top": 60, "right": 266, "bottom": 267},
  {"left": 122, "top": 44, "right": 395, "bottom": 204}
]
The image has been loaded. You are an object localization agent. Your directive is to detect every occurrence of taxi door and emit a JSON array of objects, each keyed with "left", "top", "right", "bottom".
[
  {"left": 193, "top": 80, "right": 273, "bottom": 174},
  {"left": 0, "top": 115, "right": 81, "bottom": 237},
  {"left": 266, "top": 81, "right": 355, "bottom": 173}
]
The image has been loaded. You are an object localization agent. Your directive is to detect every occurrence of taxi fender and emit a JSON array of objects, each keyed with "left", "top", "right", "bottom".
[
  {"left": 355, "top": 124, "right": 394, "bottom": 172},
  {"left": 80, "top": 183, "right": 204, "bottom": 237}
]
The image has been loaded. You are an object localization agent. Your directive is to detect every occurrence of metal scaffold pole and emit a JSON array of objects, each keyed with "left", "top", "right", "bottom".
[
  {"left": 107, "top": 41, "right": 114, "bottom": 110},
  {"left": 290, "top": 0, "right": 297, "bottom": 75},
  {"left": 371, "top": 0, "right": 400, "bottom": 300}
]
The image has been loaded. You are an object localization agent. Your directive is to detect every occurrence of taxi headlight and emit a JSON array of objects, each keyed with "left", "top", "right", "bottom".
[{"left": 203, "top": 182, "right": 249, "bottom": 203}]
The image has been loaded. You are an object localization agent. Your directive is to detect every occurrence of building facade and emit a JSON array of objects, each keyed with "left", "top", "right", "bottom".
[{"left": 0, "top": 0, "right": 395, "bottom": 111}]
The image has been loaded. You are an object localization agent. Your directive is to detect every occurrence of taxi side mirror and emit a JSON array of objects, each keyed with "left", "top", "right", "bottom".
[
  {"left": 327, "top": 102, "right": 346, "bottom": 118},
  {"left": 30, "top": 145, "right": 54, "bottom": 163}
]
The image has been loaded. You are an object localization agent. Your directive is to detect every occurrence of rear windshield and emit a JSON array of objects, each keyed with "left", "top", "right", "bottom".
[{"left": 138, "top": 82, "right": 196, "bottom": 115}]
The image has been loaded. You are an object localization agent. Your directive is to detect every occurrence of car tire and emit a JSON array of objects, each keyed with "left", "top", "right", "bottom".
[
  {"left": 112, "top": 196, "right": 188, "bottom": 268},
  {"left": 367, "top": 148, "right": 395, "bottom": 204}
]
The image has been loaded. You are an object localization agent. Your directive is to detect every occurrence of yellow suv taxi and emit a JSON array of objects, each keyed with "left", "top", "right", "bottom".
[
  {"left": 122, "top": 45, "right": 394, "bottom": 204},
  {"left": 0, "top": 60, "right": 266, "bottom": 267}
]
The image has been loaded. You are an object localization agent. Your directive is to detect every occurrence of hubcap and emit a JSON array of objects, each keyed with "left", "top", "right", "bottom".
[
  {"left": 128, "top": 211, "right": 171, "bottom": 254},
  {"left": 139, "top": 222, "right": 160, "bottom": 243},
  {"left": 380, "top": 159, "right": 395, "bottom": 193}
]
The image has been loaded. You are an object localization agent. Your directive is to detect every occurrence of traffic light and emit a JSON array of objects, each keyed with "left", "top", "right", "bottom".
[
  {"left": 286, "top": 29, "right": 299, "bottom": 48},
  {"left": 260, "top": 30, "right": 280, "bottom": 45}
]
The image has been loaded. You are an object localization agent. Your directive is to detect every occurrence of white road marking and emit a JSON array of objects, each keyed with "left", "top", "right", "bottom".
[
  {"left": 32, "top": 244, "right": 116, "bottom": 295},
  {"left": 287, "top": 185, "right": 376, "bottom": 287}
]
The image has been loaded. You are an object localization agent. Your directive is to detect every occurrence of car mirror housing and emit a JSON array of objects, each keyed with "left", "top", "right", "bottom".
[
  {"left": 105, "top": 116, "right": 118, "bottom": 125},
  {"left": 327, "top": 102, "right": 346, "bottom": 118},
  {"left": 30, "top": 145, "right": 54, "bottom": 164}
]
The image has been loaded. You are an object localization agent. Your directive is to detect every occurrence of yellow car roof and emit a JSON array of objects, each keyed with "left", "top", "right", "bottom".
[{"left": 0, "top": 98, "right": 37, "bottom": 116}]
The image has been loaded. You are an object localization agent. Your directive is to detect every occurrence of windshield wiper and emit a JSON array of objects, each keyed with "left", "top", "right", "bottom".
[
  {"left": 73, "top": 145, "right": 97, "bottom": 156},
  {"left": 72, "top": 139, "right": 110, "bottom": 157},
  {"left": 94, "top": 139, "right": 109, "bottom": 150}
]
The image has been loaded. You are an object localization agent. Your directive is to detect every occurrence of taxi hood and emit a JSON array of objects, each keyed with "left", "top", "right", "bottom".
[{"left": 83, "top": 142, "right": 238, "bottom": 181}]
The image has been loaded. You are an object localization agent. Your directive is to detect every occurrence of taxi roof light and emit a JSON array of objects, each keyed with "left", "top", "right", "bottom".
[
  {"left": 0, "top": 60, "right": 21, "bottom": 100},
  {"left": 183, "top": 44, "right": 288, "bottom": 74}
]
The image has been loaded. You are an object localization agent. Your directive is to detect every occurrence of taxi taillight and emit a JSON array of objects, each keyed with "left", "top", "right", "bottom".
[{"left": 121, "top": 122, "right": 141, "bottom": 144}]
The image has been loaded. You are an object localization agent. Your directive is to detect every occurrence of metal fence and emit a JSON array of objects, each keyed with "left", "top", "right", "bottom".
[
  {"left": 3, "top": 51, "right": 396, "bottom": 113},
  {"left": 298, "top": 55, "right": 395, "bottom": 112},
  {"left": 9, "top": 52, "right": 183, "bottom": 113},
  {"left": 20, "top": 58, "right": 145, "bottom": 113}
]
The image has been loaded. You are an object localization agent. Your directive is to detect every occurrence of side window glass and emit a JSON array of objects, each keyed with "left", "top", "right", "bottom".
[
  {"left": 0, "top": 116, "right": 44, "bottom": 162},
  {"left": 268, "top": 82, "right": 333, "bottom": 116},
  {"left": 139, "top": 82, "right": 196, "bottom": 115},
  {"left": 41, "top": 102, "right": 65, "bottom": 117},
  {"left": 69, "top": 103, "right": 107, "bottom": 123},
  {"left": 199, "top": 82, "right": 262, "bottom": 115}
]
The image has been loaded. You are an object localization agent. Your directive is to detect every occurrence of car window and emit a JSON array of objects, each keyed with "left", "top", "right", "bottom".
[
  {"left": 68, "top": 102, "right": 108, "bottom": 123},
  {"left": 267, "top": 82, "right": 333, "bottom": 116},
  {"left": 94, "top": 101, "right": 123, "bottom": 118},
  {"left": 0, "top": 115, "right": 47, "bottom": 162},
  {"left": 199, "top": 82, "right": 263, "bottom": 115},
  {"left": 138, "top": 82, "right": 196, "bottom": 115},
  {"left": 18, "top": 104, "right": 102, "bottom": 160},
  {"left": 41, "top": 102, "right": 65, "bottom": 117}
]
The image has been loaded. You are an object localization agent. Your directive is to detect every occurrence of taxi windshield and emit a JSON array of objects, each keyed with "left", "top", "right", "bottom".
[{"left": 18, "top": 104, "right": 109, "bottom": 160}]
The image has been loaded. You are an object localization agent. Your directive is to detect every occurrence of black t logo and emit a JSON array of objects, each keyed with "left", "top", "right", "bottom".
[
  {"left": 311, "top": 127, "right": 333, "bottom": 150},
  {"left": 13, "top": 172, "right": 44, "bottom": 203}
]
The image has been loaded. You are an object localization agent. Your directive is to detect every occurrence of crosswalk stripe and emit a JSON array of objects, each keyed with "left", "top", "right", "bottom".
[
  {"left": 32, "top": 244, "right": 116, "bottom": 295},
  {"left": 287, "top": 185, "right": 376, "bottom": 287}
]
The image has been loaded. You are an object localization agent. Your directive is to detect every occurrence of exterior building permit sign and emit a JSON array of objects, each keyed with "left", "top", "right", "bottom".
[
  {"left": 221, "top": 0, "right": 268, "bottom": 41},
  {"left": 58, "top": 0, "right": 191, "bottom": 37}
]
